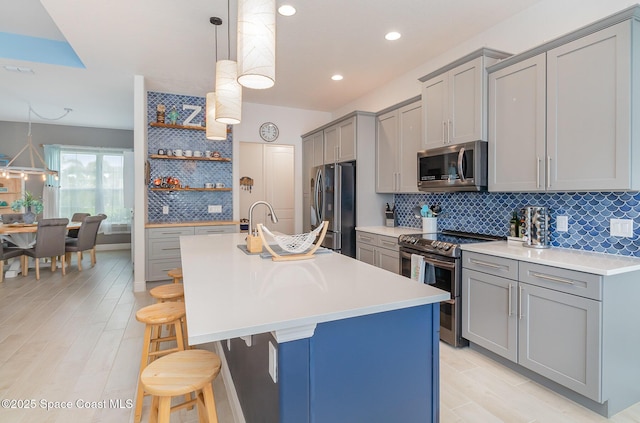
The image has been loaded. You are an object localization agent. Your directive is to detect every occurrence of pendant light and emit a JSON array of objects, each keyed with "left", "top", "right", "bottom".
[
  {"left": 0, "top": 106, "right": 70, "bottom": 180},
  {"left": 215, "top": 1, "right": 242, "bottom": 124},
  {"left": 237, "top": 0, "right": 276, "bottom": 89},
  {"left": 206, "top": 17, "right": 228, "bottom": 140}
]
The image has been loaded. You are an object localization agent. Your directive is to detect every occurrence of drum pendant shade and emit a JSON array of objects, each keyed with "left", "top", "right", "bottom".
[
  {"left": 215, "top": 60, "right": 242, "bottom": 125},
  {"left": 237, "top": 0, "right": 276, "bottom": 89},
  {"left": 205, "top": 92, "right": 227, "bottom": 140}
]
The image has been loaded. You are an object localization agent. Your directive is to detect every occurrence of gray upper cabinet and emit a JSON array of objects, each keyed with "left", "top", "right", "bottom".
[
  {"left": 489, "top": 54, "right": 546, "bottom": 191},
  {"left": 376, "top": 99, "right": 422, "bottom": 193},
  {"left": 420, "top": 49, "right": 511, "bottom": 149},
  {"left": 489, "top": 15, "right": 640, "bottom": 192},
  {"left": 324, "top": 116, "right": 356, "bottom": 164},
  {"left": 547, "top": 22, "right": 632, "bottom": 191}
]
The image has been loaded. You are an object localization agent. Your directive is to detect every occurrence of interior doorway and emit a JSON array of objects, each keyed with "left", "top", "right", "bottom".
[{"left": 239, "top": 143, "right": 295, "bottom": 234}]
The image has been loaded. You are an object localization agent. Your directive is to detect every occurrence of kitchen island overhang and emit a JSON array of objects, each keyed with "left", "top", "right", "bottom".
[{"left": 180, "top": 233, "right": 448, "bottom": 423}]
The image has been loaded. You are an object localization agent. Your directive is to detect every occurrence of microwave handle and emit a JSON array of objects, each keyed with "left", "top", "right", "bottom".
[{"left": 457, "top": 147, "right": 466, "bottom": 182}]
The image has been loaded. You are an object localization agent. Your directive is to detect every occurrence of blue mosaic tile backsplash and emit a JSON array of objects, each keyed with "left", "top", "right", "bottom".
[
  {"left": 395, "top": 191, "right": 640, "bottom": 258},
  {"left": 147, "top": 91, "right": 233, "bottom": 222}
]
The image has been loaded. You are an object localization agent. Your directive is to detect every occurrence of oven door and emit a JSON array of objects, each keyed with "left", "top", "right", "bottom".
[{"left": 400, "top": 248, "right": 466, "bottom": 347}]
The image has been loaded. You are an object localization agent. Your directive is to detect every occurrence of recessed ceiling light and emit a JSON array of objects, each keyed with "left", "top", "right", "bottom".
[
  {"left": 331, "top": 74, "right": 343, "bottom": 81},
  {"left": 278, "top": 5, "right": 296, "bottom": 16},
  {"left": 385, "top": 31, "right": 401, "bottom": 41}
]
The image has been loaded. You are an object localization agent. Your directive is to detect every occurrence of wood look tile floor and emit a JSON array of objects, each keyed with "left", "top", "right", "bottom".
[{"left": 0, "top": 249, "right": 638, "bottom": 423}]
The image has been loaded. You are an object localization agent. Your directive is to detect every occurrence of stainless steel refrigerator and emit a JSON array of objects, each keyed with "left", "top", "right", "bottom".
[{"left": 311, "top": 161, "right": 356, "bottom": 258}]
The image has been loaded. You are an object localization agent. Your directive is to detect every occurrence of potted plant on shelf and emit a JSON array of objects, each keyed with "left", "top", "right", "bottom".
[{"left": 11, "top": 191, "right": 44, "bottom": 224}]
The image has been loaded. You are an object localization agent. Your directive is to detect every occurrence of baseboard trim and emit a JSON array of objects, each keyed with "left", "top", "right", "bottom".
[
  {"left": 215, "top": 342, "right": 246, "bottom": 423},
  {"left": 95, "top": 243, "right": 131, "bottom": 251}
]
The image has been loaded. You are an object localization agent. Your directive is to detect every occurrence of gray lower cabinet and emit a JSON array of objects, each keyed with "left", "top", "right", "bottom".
[
  {"left": 518, "top": 281, "right": 601, "bottom": 400},
  {"left": 146, "top": 225, "right": 237, "bottom": 281},
  {"left": 355, "top": 231, "right": 399, "bottom": 274},
  {"left": 462, "top": 252, "right": 602, "bottom": 402}
]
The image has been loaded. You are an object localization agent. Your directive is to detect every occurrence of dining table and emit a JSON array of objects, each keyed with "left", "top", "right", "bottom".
[{"left": 0, "top": 221, "right": 82, "bottom": 278}]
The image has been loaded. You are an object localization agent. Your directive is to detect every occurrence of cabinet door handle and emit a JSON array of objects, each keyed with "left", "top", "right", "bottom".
[
  {"left": 161, "top": 247, "right": 181, "bottom": 251},
  {"left": 448, "top": 119, "right": 452, "bottom": 143},
  {"left": 508, "top": 283, "right": 513, "bottom": 316},
  {"left": 530, "top": 272, "right": 574, "bottom": 285},
  {"left": 519, "top": 285, "right": 524, "bottom": 320},
  {"left": 536, "top": 156, "right": 541, "bottom": 189},
  {"left": 547, "top": 156, "right": 551, "bottom": 188},
  {"left": 469, "top": 258, "right": 506, "bottom": 270},
  {"left": 442, "top": 121, "right": 447, "bottom": 144}
]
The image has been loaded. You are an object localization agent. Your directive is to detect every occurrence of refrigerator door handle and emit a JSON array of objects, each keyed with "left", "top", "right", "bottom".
[
  {"left": 335, "top": 165, "right": 342, "bottom": 233},
  {"left": 314, "top": 167, "right": 323, "bottom": 226}
]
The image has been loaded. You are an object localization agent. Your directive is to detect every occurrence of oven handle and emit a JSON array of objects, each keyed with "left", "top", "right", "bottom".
[{"left": 400, "top": 250, "right": 456, "bottom": 270}]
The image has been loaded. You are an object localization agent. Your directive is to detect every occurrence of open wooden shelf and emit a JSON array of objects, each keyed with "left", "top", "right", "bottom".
[
  {"left": 149, "top": 154, "right": 231, "bottom": 162},
  {"left": 150, "top": 122, "right": 206, "bottom": 131},
  {"left": 150, "top": 187, "right": 232, "bottom": 192}
]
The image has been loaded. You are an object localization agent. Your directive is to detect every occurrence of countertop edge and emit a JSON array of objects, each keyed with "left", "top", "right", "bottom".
[
  {"left": 461, "top": 241, "right": 640, "bottom": 276},
  {"left": 355, "top": 225, "right": 418, "bottom": 237},
  {"left": 146, "top": 221, "right": 240, "bottom": 228},
  {"left": 188, "top": 293, "right": 450, "bottom": 344}
]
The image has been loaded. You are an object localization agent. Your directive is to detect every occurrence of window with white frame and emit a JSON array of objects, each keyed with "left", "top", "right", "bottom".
[{"left": 47, "top": 146, "right": 132, "bottom": 234}]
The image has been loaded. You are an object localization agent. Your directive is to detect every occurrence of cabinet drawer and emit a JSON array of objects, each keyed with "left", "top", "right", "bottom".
[
  {"left": 147, "top": 258, "right": 183, "bottom": 281},
  {"left": 462, "top": 251, "right": 518, "bottom": 280},
  {"left": 378, "top": 235, "right": 399, "bottom": 251},
  {"left": 147, "top": 227, "right": 194, "bottom": 239},
  {"left": 194, "top": 225, "right": 237, "bottom": 235},
  {"left": 519, "top": 262, "right": 602, "bottom": 300},
  {"left": 148, "top": 238, "right": 183, "bottom": 259},
  {"left": 356, "top": 232, "right": 378, "bottom": 246}
]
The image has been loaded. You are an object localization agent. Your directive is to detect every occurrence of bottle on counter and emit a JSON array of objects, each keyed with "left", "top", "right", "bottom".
[
  {"left": 509, "top": 211, "right": 518, "bottom": 238},
  {"left": 519, "top": 212, "right": 527, "bottom": 238}
]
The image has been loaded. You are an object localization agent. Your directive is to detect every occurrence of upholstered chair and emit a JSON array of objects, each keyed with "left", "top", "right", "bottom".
[
  {"left": 67, "top": 212, "right": 90, "bottom": 239},
  {"left": 21, "top": 218, "right": 70, "bottom": 280},
  {"left": 65, "top": 215, "right": 103, "bottom": 271},
  {"left": 0, "top": 242, "right": 24, "bottom": 282}
]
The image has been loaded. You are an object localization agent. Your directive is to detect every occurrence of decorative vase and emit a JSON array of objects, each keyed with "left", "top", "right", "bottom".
[{"left": 23, "top": 206, "right": 36, "bottom": 224}]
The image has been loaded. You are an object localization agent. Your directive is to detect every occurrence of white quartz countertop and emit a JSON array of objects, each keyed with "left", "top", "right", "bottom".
[
  {"left": 355, "top": 226, "right": 419, "bottom": 237},
  {"left": 180, "top": 233, "right": 449, "bottom": 345},
  {"left": 461, "top": 241, "right": 640, "bottom": 276}
]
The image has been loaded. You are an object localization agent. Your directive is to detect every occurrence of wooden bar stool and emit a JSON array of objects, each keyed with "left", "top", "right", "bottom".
[
  {"left": 149, "top": 283, "right": 184, "bottom": 303},
  {"left": 134, "top": 302, "right": 186, "bottom": 423},
  {"left": 141, "top": 349, "right": 221, "bottom": 423},
  {"left": 167, "top": 268, "right": 183, "bottom": 284}
]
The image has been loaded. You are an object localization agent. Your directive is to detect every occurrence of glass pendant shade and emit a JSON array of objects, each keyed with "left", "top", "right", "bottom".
[
  {"left": 237, "top": 0, "right": 276, "bottom": 89},
  {"left": 205, "top": 92, "right": 227, "bottom": 140},
  {"left": 215, "top": 60, "right": 242, "bottom": 124}
]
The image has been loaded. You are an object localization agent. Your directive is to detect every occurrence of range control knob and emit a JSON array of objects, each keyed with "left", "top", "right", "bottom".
[{"left": 441, "top": 243, "right": 452, "bottom": 251}]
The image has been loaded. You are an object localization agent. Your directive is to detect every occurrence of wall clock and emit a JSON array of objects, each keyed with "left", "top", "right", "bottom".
[{"left": 259, "top": 122, "right": 279, "bottom": 142}]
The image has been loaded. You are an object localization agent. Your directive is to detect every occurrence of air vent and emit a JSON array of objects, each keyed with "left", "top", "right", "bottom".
[{"left": 3, "top": 65, "right": 34, "bottom": 74}]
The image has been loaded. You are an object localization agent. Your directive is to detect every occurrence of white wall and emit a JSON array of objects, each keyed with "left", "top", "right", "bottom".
[
  {"left": 231, "top": 102, "right": 330, "bottom": 233},
  {"left": 332, "top": 0, "right": 640, "bottom": 118}
]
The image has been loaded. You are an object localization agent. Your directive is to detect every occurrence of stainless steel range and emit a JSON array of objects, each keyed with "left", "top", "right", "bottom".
[{"left": 398, "top": 230, "right": 504, "bottom": 347}]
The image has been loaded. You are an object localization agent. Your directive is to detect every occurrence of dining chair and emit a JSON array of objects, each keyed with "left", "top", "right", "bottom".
[
  {"left": 0, "top": 242, "right": 24, "bottom": 282},
  {"left": 64, "top": 215, "right": 103, "bottom": 271},
  {"left": 67, "top": 212, "right": 90, "bottom": 239},
  {"left": 1, "top": 213, "right": 24, "bottom": 224},
  {"left": 21, "top": 218, "right": 70, "bottom": 280}
]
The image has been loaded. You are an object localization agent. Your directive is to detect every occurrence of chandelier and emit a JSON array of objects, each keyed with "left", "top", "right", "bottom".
[{"left": 0, "top": 106, "right": 71, "bottom": 180}]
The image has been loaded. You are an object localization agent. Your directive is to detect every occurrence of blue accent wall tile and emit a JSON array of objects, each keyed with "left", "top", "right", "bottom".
[
  {"left": 147, "top": 91, "right": 233, "bottom": 222},
  {"left": 394, "top": 191, "right": 640, "bottom": 258}
]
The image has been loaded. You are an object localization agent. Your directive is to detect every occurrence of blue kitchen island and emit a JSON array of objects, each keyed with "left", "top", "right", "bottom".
[{"left": 180, "top": 232, "right": 448, "bottom": 423}]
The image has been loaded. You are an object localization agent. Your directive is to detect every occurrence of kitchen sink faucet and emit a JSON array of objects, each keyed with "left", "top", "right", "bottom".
[{"left": 248, "top": 201, "right": 279, "bottom": 236}]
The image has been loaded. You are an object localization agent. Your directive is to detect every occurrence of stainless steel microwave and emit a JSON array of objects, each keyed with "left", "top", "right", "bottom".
[{"left": 417, "top": 141, "right": 487, "bottom": 192}]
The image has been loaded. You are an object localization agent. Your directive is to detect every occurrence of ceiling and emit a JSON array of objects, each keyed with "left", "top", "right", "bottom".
[{"left": 0, "top": 0, "right": 543, "bottom": 130}]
